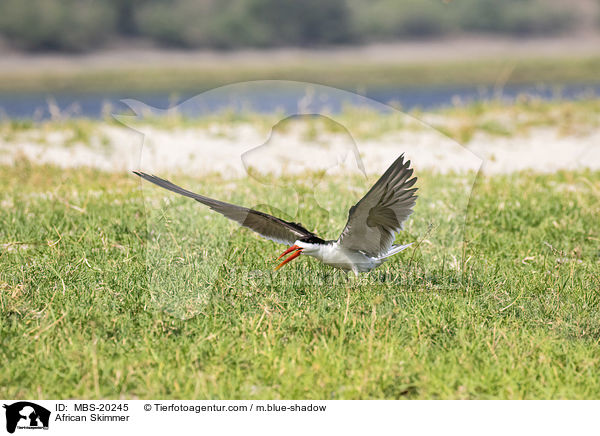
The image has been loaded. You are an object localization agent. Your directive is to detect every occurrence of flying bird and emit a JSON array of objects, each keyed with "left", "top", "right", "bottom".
[{"left": 134, "top": 154, "right": 417, "bottom": 275}]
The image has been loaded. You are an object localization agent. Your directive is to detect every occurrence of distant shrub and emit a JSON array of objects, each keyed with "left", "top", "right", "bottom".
[
  {"left": 349, "top": 0, "right": 575, "bottom": 40},
  {"left": 135, "top": 0, "right": 217, "bottom": 48},
  {"left": 0, "top": 0, "right": 580, "bottom": 51},
  {"left": 135, "top": 0, "right": 353, "bottom": 48},
  {"left": 0, "top": 0, "right": 116, "bottom": 51},
  {"left": 245, "top": 0, "right": 354, "bottom": 45},
  {"left": 349, "top": 0, "right": 453, "bottom": 39},
  {"left": 456, "top": 0, "right": 575, "bottom": 35}
]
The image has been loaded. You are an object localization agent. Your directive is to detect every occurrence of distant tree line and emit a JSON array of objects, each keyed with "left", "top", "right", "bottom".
[{"left": 0, "top": 0, "right": 577, "bottom": 52}]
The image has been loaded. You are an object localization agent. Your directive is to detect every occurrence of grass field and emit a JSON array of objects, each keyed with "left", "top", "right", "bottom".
[
  {"left": 1, "top": 157, "right": 599, "bottom": 399},
  {"left": 2, "top": 56, "right": 600, "bottom": 94},
  {"left": 2, "top": 97, "right": 599, "bottom": 146}
]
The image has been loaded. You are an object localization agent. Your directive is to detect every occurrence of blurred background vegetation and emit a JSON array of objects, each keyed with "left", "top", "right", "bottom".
[{"left": 0, "top": 0, "right": 587, "bottom": 52}]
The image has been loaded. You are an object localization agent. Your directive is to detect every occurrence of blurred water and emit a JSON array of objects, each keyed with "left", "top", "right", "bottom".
[{"left": 0, "top": 82, "right": 598, "bottom": 120}]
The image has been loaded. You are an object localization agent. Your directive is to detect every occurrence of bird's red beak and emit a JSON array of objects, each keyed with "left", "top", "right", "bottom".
[{"left": 275, "top": 244, "right": 303, "bottom": 271}]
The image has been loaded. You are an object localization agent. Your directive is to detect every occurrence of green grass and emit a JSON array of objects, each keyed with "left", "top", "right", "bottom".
[
  {"left": 2, "top": 56, "right": 600, "bottom": 94},
  {"left": 3, "top": 98, "right": 600, "bottom": 148},
  {"left": 1, "top": 158, "right": 599, "bottom": 399}
]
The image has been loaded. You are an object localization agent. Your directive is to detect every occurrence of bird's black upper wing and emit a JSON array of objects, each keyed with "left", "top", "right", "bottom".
[
  {"left": 336, "top": 154, "right": 417, "bottom": 257},
  {"left": 134, "top": 171, "right": 318, "bottom": 245}
]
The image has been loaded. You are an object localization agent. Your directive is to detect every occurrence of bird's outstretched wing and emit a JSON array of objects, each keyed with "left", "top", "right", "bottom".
[
  {"left": 337, "top": 154, "right": 417, "bottom": 257},
  {"left": 134, "top": 171, "right": 319, "bottom": 245}
]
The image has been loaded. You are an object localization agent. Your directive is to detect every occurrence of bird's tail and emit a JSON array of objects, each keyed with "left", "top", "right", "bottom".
[{"left": 378, "top": 243, "right": 413, "bottom": 260}]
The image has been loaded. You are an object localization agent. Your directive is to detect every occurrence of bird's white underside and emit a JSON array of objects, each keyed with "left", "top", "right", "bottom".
[{"left": 296, "top": 241, "right": 410, "bottom": 274}]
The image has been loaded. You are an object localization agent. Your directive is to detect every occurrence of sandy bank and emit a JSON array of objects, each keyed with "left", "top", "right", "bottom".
[{"left": 1, "top": 121, "right": 599, "bottom": 177}]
